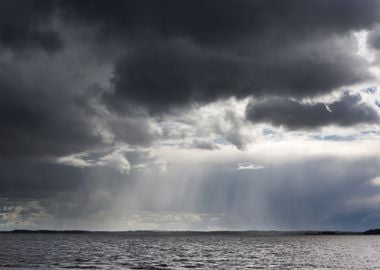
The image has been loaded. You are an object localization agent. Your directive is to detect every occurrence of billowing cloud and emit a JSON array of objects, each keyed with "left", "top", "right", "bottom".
[
  {"left": 73, "top": 0, "right": 378, "bottom": 113},
  {"left": 105, "top": 26, "right": 371, "bottom": 114},
  {"left": 246, "top": 94, "right": 379, "bottom": 129}
]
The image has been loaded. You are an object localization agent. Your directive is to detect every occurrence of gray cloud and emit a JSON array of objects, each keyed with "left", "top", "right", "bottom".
[
  {"left": 368, "top": 26, "right": 380, "bottom": 50},
  {"left": 58, "top": 0, "right": 380, "bottom": 47},
  {"left": 0, "top": 0, "right": 378, "bottom": 114},
  {"left": 107, "top": 117, "right": 156, "bottom": 146},
  {"left": 0, "top": 159, "right": 85, "bottom": 199},
  {"left": 220, "top": 110, "right": 249, "bottom": 150},
  {"left": 246, "top": 94, "right": 379, "bottom": 129},
  {"left": 0, "top": 0, "right": 62, "bottom": 53},
  {"left": 105, "top": 30, "right": 371, "bottom": 114},
  {"left": 64, "top": 0, "right": 378, "bottom": 113},
  {"left": 0, "top": 0, "right": 377, "bottom": 157},
  {"left": 105, "top": 40, "right": 251, "bottom": 114},
  {"left": 191, "top": 139, "right": 219, "bottom": 151},
  {"left": 0, "top": 61, "right": 103, "bottom": 158}
]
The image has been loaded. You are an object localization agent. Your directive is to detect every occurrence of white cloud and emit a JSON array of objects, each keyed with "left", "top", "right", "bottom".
[
  {"left": 370, "top": 176, "right": 380, "bottom": 186},
  {"left": 57, "top": 148, "right": 131, "bottom": 174},
  {"left": 57, "top": 153, "right": 93, "bottom": 168},
  {"left": 237, "top": 162, "right": 264, "bottom": 170},
  {"left": 95, "top": 150, "right": 131, "bottom": 174}
]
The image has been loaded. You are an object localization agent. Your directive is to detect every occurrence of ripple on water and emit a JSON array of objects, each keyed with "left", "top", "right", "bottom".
[{"left": 0, "top": 234, "right": 379, "bottom": 269}]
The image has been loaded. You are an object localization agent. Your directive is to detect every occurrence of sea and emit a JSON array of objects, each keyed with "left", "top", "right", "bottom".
[{"left": 0, "top": 232, "right": 379, "bottom": 269}]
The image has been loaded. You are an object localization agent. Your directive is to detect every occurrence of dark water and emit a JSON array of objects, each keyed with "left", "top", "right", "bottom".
[{"left": 0, "top": 233, "right": 379, "bottom": 269}]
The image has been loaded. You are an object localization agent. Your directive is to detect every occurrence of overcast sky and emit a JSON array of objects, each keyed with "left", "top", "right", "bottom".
[{"left": 0, "top": 0, "right": 380, "bottom": 231}]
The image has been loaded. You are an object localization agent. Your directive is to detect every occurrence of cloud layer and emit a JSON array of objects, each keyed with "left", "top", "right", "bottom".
[{"left": 0, "top": 0, "right": 379, "bottom": 230}]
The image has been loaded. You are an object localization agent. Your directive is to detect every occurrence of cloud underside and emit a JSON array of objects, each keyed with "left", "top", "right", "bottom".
[
  {"left": 100, "top": 0, "right": 377, "bottom": 113},
  {"left": 246, "top": 94, "right": 379, "bottom": 129}
]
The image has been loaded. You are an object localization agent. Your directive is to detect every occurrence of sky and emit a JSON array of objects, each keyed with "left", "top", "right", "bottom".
[{"left": 0, "top": 0, "right": 380, "bottom": 231}]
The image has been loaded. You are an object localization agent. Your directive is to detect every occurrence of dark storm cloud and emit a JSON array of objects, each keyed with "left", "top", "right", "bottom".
[
  {"left": 0, "top": 0, "right": 62, "bottom": 53},
  {"left": 55, "top": 0, "right": 380, "bottom": 113},
  {"left": 105, "top": 40, "right": 251, "bottom": 113},
  {"left": 0, "top": 0, "right": 377, "bottom": 154},
  {"left": 0, "top": 62, "right": 102, "bottom": 158},
  {"left": 0, "top": 159, "right": 85, "bottom": 198},
  {"left": 246, "top": 94, "right": 379, "bottom": 129},
  {"left": 58, "top": 0, "right": 380, "bottom": 46},
  {"left": 105, "top": 36, "right": 369, "bottom": 114}
]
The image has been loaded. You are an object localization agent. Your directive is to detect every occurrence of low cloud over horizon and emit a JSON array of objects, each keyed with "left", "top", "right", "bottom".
[{"left": 0, "top": 0, "right": 379, "bottom": 231}]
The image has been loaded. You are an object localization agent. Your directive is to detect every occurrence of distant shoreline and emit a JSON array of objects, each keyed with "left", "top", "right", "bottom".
[{"left": 0, "top": 229, "right": 379, "bottom": 235}]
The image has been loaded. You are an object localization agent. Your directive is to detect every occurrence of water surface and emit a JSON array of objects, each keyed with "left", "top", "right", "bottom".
[{"left": 0, "top": 233, "right": 379, "bottom": 269}]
